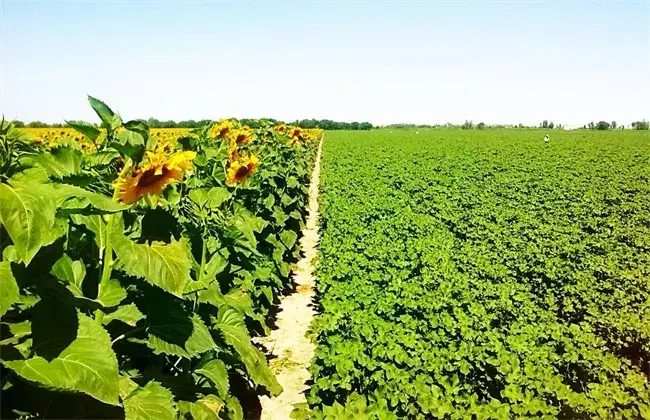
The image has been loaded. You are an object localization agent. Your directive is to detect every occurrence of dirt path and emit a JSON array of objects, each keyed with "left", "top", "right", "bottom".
[{"left": 258, "top": 138, "right": 323, "bottom": 419}]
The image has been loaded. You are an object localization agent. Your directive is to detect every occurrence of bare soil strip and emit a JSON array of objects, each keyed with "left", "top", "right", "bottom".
[{"left": 258, "top": 138, "right": 323, "bottom": 419}]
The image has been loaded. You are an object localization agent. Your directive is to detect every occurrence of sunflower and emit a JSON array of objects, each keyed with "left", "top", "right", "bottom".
[
  {"left": 229, "top": 126, "right": 254, "bottom": 147},
  {"left": 274, "top": 124, "right": 287, "bottom": 134},
  {"left": 210, "top": 120, "right": 235, "bottom": 140},
  {"left": 113, "top": 150, "right": 196, "bottom": 204},
  {"left": 226, "top": 154, "right": 259, "bottom": 185},
  {"left": 156, "top": 139, "right": 176, "bottom": 154}
]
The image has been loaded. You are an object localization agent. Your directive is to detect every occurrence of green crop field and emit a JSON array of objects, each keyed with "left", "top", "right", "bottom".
[{"left": 302, "top": 129, "right": 650, "bottom": 418}]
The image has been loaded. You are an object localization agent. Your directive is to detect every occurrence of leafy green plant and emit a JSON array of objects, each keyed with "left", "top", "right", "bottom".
[
  {"left": 0, "top": 97, "right": 321, "bottom": 419},
  {"left": 303, "top": 129, "right": 650, "bottom": 419}
]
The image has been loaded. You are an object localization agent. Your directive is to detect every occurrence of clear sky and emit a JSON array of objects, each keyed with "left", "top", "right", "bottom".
[{"left": 1, "top": 0, "right": 648, "bottom": 126}]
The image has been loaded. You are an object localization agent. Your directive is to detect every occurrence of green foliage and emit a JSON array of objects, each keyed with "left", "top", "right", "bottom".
[
  {"left": 290, "top": 119, "right": 373, "bottom": 131},
  {"left": 4, "top": 306, "right": 120, "bottom": 405},
  {"left": 308, "top": 129, "right": 650, "bottom": 418},
  {"left": 0, "top": 98, "right": 319, "bottom": 419},
  {"left": 596, "top": 120, "right": 611, "bottom": 130}
]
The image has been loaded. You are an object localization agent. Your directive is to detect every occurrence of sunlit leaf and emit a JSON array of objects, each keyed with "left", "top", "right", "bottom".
[
  {"left": 123, "top": 381, "right": 177, "bottom": 420},
  {"left": 215, "top": 307, "right": 281, "bottom": 395},
  {"left": 3, "top": 311, "right": 120, "bottom": 405},
  {"left": 0, "top": 261, "right": 19, "bottom": 316}
]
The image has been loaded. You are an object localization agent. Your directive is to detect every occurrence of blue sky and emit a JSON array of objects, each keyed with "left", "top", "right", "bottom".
[{"left": 1, "top": 0, "right": 648, "bottom": 126}]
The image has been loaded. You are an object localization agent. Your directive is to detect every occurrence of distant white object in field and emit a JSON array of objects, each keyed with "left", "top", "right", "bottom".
[
  {"left": 544, "top": 134, "right": 549, "bottom": 143},
  {"left": 416, "top": 131, "right": 419, "bottom": 134}
]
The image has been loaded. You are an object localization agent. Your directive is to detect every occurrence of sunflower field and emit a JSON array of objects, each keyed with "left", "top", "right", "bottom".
[{"left": 0, "top": 96, "right": 322, "bottom": 419}]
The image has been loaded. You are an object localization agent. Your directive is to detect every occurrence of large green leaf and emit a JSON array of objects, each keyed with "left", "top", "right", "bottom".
[
  {"left": 66, "top": 120, "right": 101, "bottom": 142},
  {"left": 123, "top": 120, "right": 150, "bottom": 142},
  {"left": 145, "top": 290, "right": 217, "bottom": 357},
  {"left": 21, "top": 147, "right": 82, "bottom": 179},
  {"left": 280, "top": 230, "right": 298, "bottom": 250},
  {"left": 85, "top": 149, "right": 120, "bottom": 167},
  {"left": 148, "top": 312, "right": 217, "bottom": 358},
  {"left": 215, "top": 307, "right": 281, "bottom": 395},
  {"left": 198, "top": 284, "right": 266, "bottom": 332},
  {"left": 103, "top": 304, "right": 144, "bottom": 327},
  {"left": 3, "top": 311, "right": 120, "bottom": 405},
  {"left": 0, "top": 320, "right": 31, "bottom": 346},
  {"left": 197, "top": 282, "right": 226, "bottom": 307},
  {"left": 50, "top": 253, "right": 86, "bottom": 298},
  {"left": 0, "top": 180, "right": 66, "bottom": 264},
  {"left": 184, "top": 252, "right": 228, "bottom": 295},
  {"left": 0, "top": 261, "right": 19, "bottom": 316},
  {"left": 123, "top": 381, "right": 177, "bottom": 420},
  {"left": 178, "top": 399, "right": 220, "bottom": 420},
  {"left": 196, "top": 359, "right": 229, "bottom": 397},
  {"left": 88, "top": 95, "right": 122, "bottom": 132},
  {"left": 112, "top": 233, "right": 192, "bottom": 297},
  {"left": 225, "top": 395, "right": 244, "bottom": 420},
  {"left": 112, "top": 130, "right": 146, "bottom": 161},
  {"left": 96, "top": 277, "right": 127, "bottom": 307},
  {"left": 55, "top": 184, "right": 126, "bottom": 214},
  {"left": 189, "top": 187, "right": 232, "bottom": 210},
  {"left": 200, "top": 252, "right": 229, "bottom": 286},
  {"left": 119, "top": 376, "right": 139, "bottom": 399}
]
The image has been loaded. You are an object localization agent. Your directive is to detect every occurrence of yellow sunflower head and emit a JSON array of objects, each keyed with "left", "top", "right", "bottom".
[
  {"left": 274, "top": 124, "right": 287, "bottom": 134},
  {"left": 210, "top": 119, "right": 236, "bottom": 140},
  {"left": 289, "top": 126, "right": 302, "bottom": 140},
  {"left": 229, "top": 126, "right": 254, "bottom": 147},
  {"left": 113, "top": 150, "right": 196, "bottom": 204},
  {"left": 226, "top": 154, "right": 259, "bottom": 185}
]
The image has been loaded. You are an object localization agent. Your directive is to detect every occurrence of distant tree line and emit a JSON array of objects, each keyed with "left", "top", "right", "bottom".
[
  {"left": 289, "top": 119, "right": 373, "bottom": 130},
  {"left": 382, "top": 121, "right": 548, "bottom": 130},
  {"left": 10, "top": 117, "right": 374, "bottom": 131},
  {"left": 10, "top": 118, "right": 648, "bottom": 130},
  {"left": 381, "top": 119, "right": 649, "bottom": 131},
  {"left": 582, "top": 120, "right": 649, "bottom": 130}
]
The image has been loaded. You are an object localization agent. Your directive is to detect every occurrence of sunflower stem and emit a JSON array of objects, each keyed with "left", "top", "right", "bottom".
[
  {"left": 198, "top": 229, "right": 207, "bottom": 284},
  {"left": 194, "top": 229, "right": 208, "bottom": 312},
  {"left": 95, "top": 214, "right": 114, "bottom": 325}
]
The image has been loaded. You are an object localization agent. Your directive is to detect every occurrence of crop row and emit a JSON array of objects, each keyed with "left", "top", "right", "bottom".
[
  {"left": 300, "top": 130, "right": 650, "bottom": 419},
  {"left": 0, "top": 97, "right": 322, "bottom": 419}
]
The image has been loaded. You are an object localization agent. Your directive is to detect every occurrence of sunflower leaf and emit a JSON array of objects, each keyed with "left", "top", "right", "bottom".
[
  {"left": 20, "top": 147, "right": 83, "bottom": 179},
  {"left": 214, "top": 306, "right": 281, "bottom": 395},
  {"left": 196, "top": 359, "right": 229, "bottom": 397},
  {"left": 112, "top": 229, "right": 192, "bottom": 297},
  {"left": 145, "top": 289, "right": 217, "bottom": 357},
  {"left": 178, "top": 400, "right": 219, "bottom": 420},
  {"left": 88, "top": 95, "right": 122, "bottom": 132},
  {"left": 123, "top": 381, "right": 177, "bottom": 420},
  {"left": 0, "top": 179, "right": 66, "bottom": 265},
  {"left": 66, "top": 120, "right": 101, "bottom": 142},
  {"left": 103, "top": 304, "right": 144, "bottom": 327},
  {"left": 2, "top": 308, "right": 120, "bottom": 406},
  {"left": 0, "top": 261, "right": 19, "bottom": 317},
  {"left": 50, "top": 253, "right": 86, "bottom": 298}
]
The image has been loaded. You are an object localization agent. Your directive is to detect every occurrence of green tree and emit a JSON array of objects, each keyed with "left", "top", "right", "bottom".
[{"left": 596, "top": 121, "right": 610, "bottom": 130}]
